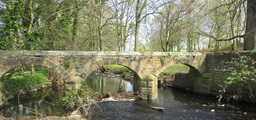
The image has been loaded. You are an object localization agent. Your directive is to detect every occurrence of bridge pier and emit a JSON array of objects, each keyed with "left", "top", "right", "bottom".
[
  {"left": 140, "top": 74, "right": 158, "bottom": 99},
  {"left": 65, "top": 76, "right": 84, "bottom": 90}
]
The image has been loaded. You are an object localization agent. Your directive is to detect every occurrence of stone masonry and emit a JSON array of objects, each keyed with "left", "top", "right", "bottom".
[
  {"left": 1, "top": 50, "right": 256, "bottom": 106},
  {"left": 0, "top": 50, "right": 206, "bottom": 101}
]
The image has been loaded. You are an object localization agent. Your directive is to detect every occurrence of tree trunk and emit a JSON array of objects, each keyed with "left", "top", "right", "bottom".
[
  {"left": 244, "top": 0, "right": 256, "bottom": 50},
  {"left": 134, "top": 3, "right": 140, "bottom": 52},
  {"left": 134, "top": 0, "right": 147, "bottom": 51},
  {"left": 72, "top": 0, "right": 79, "bottom": 50},
  {"left": 31, "top": 64, "right": 35, "bottom": 77}
]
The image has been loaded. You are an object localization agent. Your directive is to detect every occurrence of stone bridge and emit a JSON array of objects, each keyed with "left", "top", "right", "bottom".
[{"left": 0, "top": 50, "right": 206, "bottom": 99}]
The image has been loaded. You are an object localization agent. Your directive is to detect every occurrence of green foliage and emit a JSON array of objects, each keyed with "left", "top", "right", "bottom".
[
  {"left": 60, "top": 81, "right": 99, "bottom": 109},
  {"left": 0, "top": 0, "right": 25, "bottom": 50},
  {"left": 104, "top": 64, "right": 132, "bottom": 73},
  {"left": 5, "top": 72, "right": 51, "bottom": 95},
  {"left": 217, "top": 53, "right": 256, "bottom": 102},
  {"left": 65, "top": 59, "right": 72, "bottom": 67},
  {"left": 0, "top": 82, "right": 3, "bottom": 89}
]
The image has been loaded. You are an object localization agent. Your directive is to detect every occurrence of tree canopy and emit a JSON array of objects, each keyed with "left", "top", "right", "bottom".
[{"left": 0, "top": 0, "right": 254, "bottom": 51}]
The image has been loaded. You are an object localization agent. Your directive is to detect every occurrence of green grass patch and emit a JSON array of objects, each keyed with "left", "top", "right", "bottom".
[
  {"left": 104, "top": 64, "right": 133, "bottom": 74},
  {"left": 105, "top": 64, "right": 129, "bottom": 70},
  {"left": 5, "top": 71, "right": 51, "bottom": 95},
  {"left": 162, "top": 64, "right": 190, "bottom": 74}
]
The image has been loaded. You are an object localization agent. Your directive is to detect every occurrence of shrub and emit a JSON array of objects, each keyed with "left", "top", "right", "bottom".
[
  {"left": 5, "top": 72, "right": 50, "bottom": 95},
  {"left": 60, "top": 81, "right": 99, "bottom": 109},
  {"left": 218, "top": 53, "right": 256, "bottom": 103}
]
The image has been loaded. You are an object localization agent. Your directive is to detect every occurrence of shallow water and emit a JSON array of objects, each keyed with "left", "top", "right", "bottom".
[
  {"left": 0, "top": 90, "right": 67, "bottom": 119},
  {"left": 90, "top": 88, "right": 256, "bottom": 120}
]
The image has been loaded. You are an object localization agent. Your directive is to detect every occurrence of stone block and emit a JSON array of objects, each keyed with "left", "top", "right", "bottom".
[
  {"left": 140, "top": 81, "right": 148, "bottom": 87},
  {"left": 65, "top": 76, "right": 84, "bottom": 84},
  {"left": 65, "top": 83, "right": 82, "bottom": 90},
  {"left": 202, "top": 73, "right": 212, "bottom": 79}
]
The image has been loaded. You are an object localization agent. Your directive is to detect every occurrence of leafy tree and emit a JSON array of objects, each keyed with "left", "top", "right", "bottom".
[
  {"left": 149, "top": 0, "right": 197, "bottom": 52},
  {"left": 196, "top": 0, "right": 246, "bottom": 51},
  {"left": 112, "top": 0, "right": 134, "bottom": 51},
  {"left": 0, "top": 0, "right": 25, "bottom": 50}
]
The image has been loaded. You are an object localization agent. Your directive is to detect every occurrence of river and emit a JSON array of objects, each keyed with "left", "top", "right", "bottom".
[
  {"left": 90, "top": 88, "right": 256, "bottom": 120},
  {"left": 0, "top": 73, "right": 256, "bottom": 119},
  {"left": 88, "top": 73, "right": 256, "bottom": 120}
]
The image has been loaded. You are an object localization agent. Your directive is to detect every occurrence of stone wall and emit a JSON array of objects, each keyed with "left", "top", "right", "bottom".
[
  {"left": 159, "top": 52, "right": 256, "bottom": 102},
  {"left": 203, "top": 52, "right": 256, "bottom": 97}
]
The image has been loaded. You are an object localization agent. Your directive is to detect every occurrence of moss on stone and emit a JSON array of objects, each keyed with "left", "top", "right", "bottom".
[
  {"left": 214, "top": 51, "right": 238, "bottom": 54},
  {"left": 202, "top": 73, "right": 212, "bottom": 79}
]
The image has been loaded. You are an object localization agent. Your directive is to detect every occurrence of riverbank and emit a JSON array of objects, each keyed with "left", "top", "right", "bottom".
[{"left": 1, "top": 88, "right": 256, "bottom": 120}]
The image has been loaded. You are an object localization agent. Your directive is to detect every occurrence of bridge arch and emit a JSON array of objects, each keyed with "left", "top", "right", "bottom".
[
  {"left": 72, "top": 56, "right": 145, "bottom": 83},
  {"left": 0, "top": 57, "right": 70, "bottom": 82},
  {"left": 82, "top": 64, "right": 142, "bottom": 93},
  {"left": 157, "top": 63, "right": 203, "bottom": 92},
  {"left": 0, "top": 64, "right": 65, "bottom": 104}
]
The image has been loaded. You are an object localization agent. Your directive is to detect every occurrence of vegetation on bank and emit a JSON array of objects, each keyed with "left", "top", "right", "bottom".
[
  {"left": 60, "top": 81, "right": 99, "bottom": 118},
  {"left": 217, "top": 52, "right": 256, "bottom": 103},
  {"left": 61, "top": 81, "right": 99, "bottom": 109},
  {"left": 4, "top": 69, "right": 51, "bottom": 96},
  {"left": 162, "top": 64, "right": 190, "bottom": 74},
  {"left": 102, "top": 64, "right": 134, "bottom": 77}
]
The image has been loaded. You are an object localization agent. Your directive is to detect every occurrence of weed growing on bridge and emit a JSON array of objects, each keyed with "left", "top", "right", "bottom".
[
  {"left": 65, "top": 59, "right": 71, "bottom": 67},
  {"left": 158, "top": 56, "right": 169, "bottom": 66},
  {"left": 217, "top": 53, "right": 256, "bottom": 103}
]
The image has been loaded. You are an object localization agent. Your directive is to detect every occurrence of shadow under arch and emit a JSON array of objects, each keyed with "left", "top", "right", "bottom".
[
  {"left": 84, "top": 64, "right": 142, "bottom": 93},
  {"left": 158, "top": 63, "right": 203, "bottom": 91}
]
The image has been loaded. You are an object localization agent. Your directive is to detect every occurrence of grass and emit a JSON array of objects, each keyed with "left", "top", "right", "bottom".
[
  {"left": 5, "top": 70, "right": 51, "bottom": 95},
  {"left": 104, "top": 64, "right": 133, "bottom": 74},
  {"left": 162, "top": 64, "right": 190, "bottom": 74},
  {"left": 105, "top": 64, "right": 129, "bottom": 70}
]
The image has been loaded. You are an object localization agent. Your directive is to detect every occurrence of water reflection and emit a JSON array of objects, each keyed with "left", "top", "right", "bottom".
[
  {"left": 0, "top": 87, "right": 67, "bottom": 119},
  {"left": 86, "top": 73, "right": 133, "bottom": 93}
]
